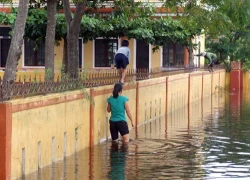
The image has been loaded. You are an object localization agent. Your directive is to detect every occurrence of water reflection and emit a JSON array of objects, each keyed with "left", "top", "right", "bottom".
[
  {"left": 108, "top": 142, "right": 128, "bottom": 180},
  {"left": 20, "top": 91, "right": 250, "bottom": 179}
]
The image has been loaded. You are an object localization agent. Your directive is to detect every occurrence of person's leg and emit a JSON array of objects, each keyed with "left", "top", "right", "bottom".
[
  {"left": 110, "top": 121, "right": 119, "bottom": 141},
  {"left": 122, "top": 134, "right": 129, "bottom": 143},
  {"left": 117, "top": 121, "right": 129, "bottom": 143},
  {"left": 115, "top": 54, "right": 122, "bottom": 81},
  {"left": 117, "top": 68, "right": 122, "bottom": 81},
  {"left": 119, "top": 55, "right": 128, "bottom": 84},
  {"left": 210, "top": 62, "right": 214, "bottom": 72},
  {"left": 120, "top": 68, "right": 127, "bottom": 84}
]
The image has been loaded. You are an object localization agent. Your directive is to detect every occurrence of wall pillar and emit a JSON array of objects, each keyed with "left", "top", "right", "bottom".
[
  {"left": 165, "top": 77, "right": 169, "bottom": 114},
  {"left": 0, "top": 103, "right": 12, "bottom": 180},
  {"left": 230, "top": 62, "right": 243, "bottom": 119},
  {"left": 135, "top": 82, "right": 139, "bottom": 138},
  {"left": 89, "top": 89, "right": 94, "bottom": 148},
  {"left": 184, "top": 47, "right": 189, "bottom": 67},
  {"left": 165, "top": 77, "right": 169, "bottom": 139}
]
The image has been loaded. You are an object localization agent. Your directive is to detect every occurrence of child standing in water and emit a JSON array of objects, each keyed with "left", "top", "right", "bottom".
[{"left": 107, "top": 83, "right": 134, "bottom": 143}]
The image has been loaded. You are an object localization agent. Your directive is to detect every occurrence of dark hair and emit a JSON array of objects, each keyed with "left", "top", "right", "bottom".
[
  {"left": 113, "top": 83, "right": 123, "bottom": 98},
  {"left": 121, "top": 40, "right": 129, "bottom": 47}
]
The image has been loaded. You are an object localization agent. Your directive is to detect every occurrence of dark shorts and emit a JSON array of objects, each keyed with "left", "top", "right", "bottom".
[
  {"left": 115, "top": 53, "right": 129, "bottom": 69},
  {"left": 209, "top": 59, "right": 216, "bottom": 67},
  {"left": 109, "top": 120, "right": 129, "bottom": 140},
  {"left": 209, "top": 63, "right": 214, "bottom": 67}
]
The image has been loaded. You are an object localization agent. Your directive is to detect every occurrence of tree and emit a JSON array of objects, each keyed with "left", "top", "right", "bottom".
[
  {"left": 0, "top": 0, "right": 197, "bottom": 83},
  {"left": 205, "top": 0, "right": 250, "bottom": 71},
  {"left": 162, "top": 0, "right": 250, "bottom": 71},
  {"left": 45, "top": 0, "right": 57, "bottom": 80},
  {"left": 63, "top": 0, "right": 87, "bottom": 78},
  {"left": 1, "top": 0, "right": 29, "bottom": 100}
]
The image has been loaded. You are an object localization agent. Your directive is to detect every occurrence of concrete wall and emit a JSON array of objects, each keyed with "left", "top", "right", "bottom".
[{"left": 0, "top": 70, "right": 226, "bottom": 180}]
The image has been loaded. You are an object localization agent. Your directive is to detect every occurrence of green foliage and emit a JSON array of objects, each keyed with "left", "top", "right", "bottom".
[
  {"left": 112, "top": 0, "right": 156, "bottom": 18},
  {"left": 0, "top": 0, "right": 196, "bottom": 49},
  {"left": 0, "top": 0, "right": 12, "bottom": 3},
  {"left": 242, "top": 61, "right": 250, "bottom": 72},
  {"left": 45, "top": 68, "right": 53, "bottom": 80},
  {"left": 205, "top": 0, "right": 250, "bottom": 71},
  {"left": 0, "top": 12, "right": 16, "bottom": 24},
  {"left": 163, "top": 0, "right": 250, "bottom": 71},
  {"left": 0, "top": 8, "right": 194, "bottom": 47},
  {"left": 25, "top": 8, "right": 47, "bottom": 42}
]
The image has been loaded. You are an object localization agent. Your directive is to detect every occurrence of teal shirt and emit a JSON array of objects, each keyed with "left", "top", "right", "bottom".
[{"left": 107, "top": 95, "right": 128, "bottom": 122}]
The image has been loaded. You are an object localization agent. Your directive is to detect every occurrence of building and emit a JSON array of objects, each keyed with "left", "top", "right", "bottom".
[{"left": 0, "top": 0, "right": 205, "bottom": 80}]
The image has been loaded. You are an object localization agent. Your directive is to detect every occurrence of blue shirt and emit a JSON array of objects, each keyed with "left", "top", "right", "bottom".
[
  {"left": 115, "top": 46, "right": 130, "bottom": 62},
  {"left": 107, "top": 95, "right": 128, "bottom": 122}
]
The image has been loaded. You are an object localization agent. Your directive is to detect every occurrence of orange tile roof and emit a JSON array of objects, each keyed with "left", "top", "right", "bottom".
[{"left": 0, "top": 6, "right": 183, "bottom": 14}]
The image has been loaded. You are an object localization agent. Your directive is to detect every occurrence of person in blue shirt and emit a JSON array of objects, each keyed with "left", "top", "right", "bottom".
[
  {"left": 115, "top": 40, "right": 130, "bottom": 85},
  {"left": 107, "top": 83, "right": 134, "bottom": 143}
]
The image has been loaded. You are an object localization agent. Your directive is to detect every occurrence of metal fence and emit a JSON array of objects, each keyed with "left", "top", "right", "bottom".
[{"left": 0, "top": 66, "right": 220, "bottom": 101}]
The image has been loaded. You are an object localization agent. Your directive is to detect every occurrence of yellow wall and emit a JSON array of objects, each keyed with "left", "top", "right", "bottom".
[
  {"left": 192, "top": 34, "right": 206, "bottom": 67},
  {"left": 54, "top": 40, "right": 64, "bottom": 71},
  {"left": 127, "top": 39, "right": 134, "bottom": 69},
  {"left": 151, "top": 46, "right": 161, "bottom": 68},
  {"left": 11, "top": 90, "right": 90, "bottom": 179},
  {"left": 167, "top": 74, "right": 189, "bottom": 113},
  {"left": 6, "top": 70, "right": 226, "bottom": 179},
  {"left": 190, "top": 73, "right": 203, "bottom": 103},
  {"left": 203, "top": 72, "right": 212, "bottom": 97},
  {"left": 137, "top": 77, "right": 166, "bottom": 125},
  {"left": 84, "top": 40, "right": 93, "bottom": 69}
]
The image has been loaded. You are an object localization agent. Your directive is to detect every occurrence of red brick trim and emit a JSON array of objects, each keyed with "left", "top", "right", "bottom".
[
  {"left": 168, "top": 76, "right": 189, "bottom": 82},
  {"left": 165, "top": 77, "right": 169, "bottom": 114},
  {"left": 12, "top": 93, "right": 85, "bottom": 113},
  {"left": 0, "top": 103, "right": 12, "bottom": 180},
  {"left": 93, "top": 84, "right": 136, "bottom": 96},
  {"left": 89, "top": 89, "right": 94, "bottom": 148},
  {"left": 138, "top": 78, "right": 166, "bottom": 88},
  {"left": 135, "top": 82, "right": 139, "bottom": 137}
]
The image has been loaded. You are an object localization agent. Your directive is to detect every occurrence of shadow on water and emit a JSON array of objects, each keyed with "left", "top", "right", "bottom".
[{"left": 19, "top": 91, "right": 250, "bottom": 180}]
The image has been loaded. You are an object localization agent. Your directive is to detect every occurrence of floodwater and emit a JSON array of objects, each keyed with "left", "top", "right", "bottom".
[{"left": 21, "top": 91, "right": 250, "bottom": 180}]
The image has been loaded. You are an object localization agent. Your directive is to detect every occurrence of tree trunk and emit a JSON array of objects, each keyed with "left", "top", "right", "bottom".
[
  {"left": 2, "top": 0, "right": 29, "bottom": 101},
  {"left": 63, "top": 0, "right": 86, "bottom": 79},
  {"left": 45, "top": 0, "right": 57, "bottom": 81},
  {"left": 67, "top": 29, "right": 80, "bottom": 78}
]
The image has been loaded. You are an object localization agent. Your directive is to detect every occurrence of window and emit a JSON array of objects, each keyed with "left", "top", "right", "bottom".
[
  {"left": 95, "top": 39, "right": 118, "bottom": 67},
  {"left": 162, "top": 41, "right": 184, "bottom": 67},
  {"left": 136, "top": 40, "right": 149, "bottom": 69},
  {"left": 175, "top": 43, "right": 184, "bottom": 66},
  {"left": 24, "top": 39, "right": 83, "bottom": 68},
  {"left": 0, "top": 27, "right": 11, "bottom": 67},
  {"left": 24, "top": 39, "right": 45, "bottom": 66},
  {"left": 162, "top": 42, "right": 174, "bottom": 68}
]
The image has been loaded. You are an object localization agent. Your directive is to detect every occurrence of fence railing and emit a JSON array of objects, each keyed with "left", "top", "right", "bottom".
[{"left": 0, "top": 66, "right": 220, "bottom": 101}]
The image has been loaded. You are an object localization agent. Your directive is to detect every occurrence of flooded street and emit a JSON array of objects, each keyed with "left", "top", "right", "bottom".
[{"left": 21, "top": 91, "right": 250, "bottom": 180}]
